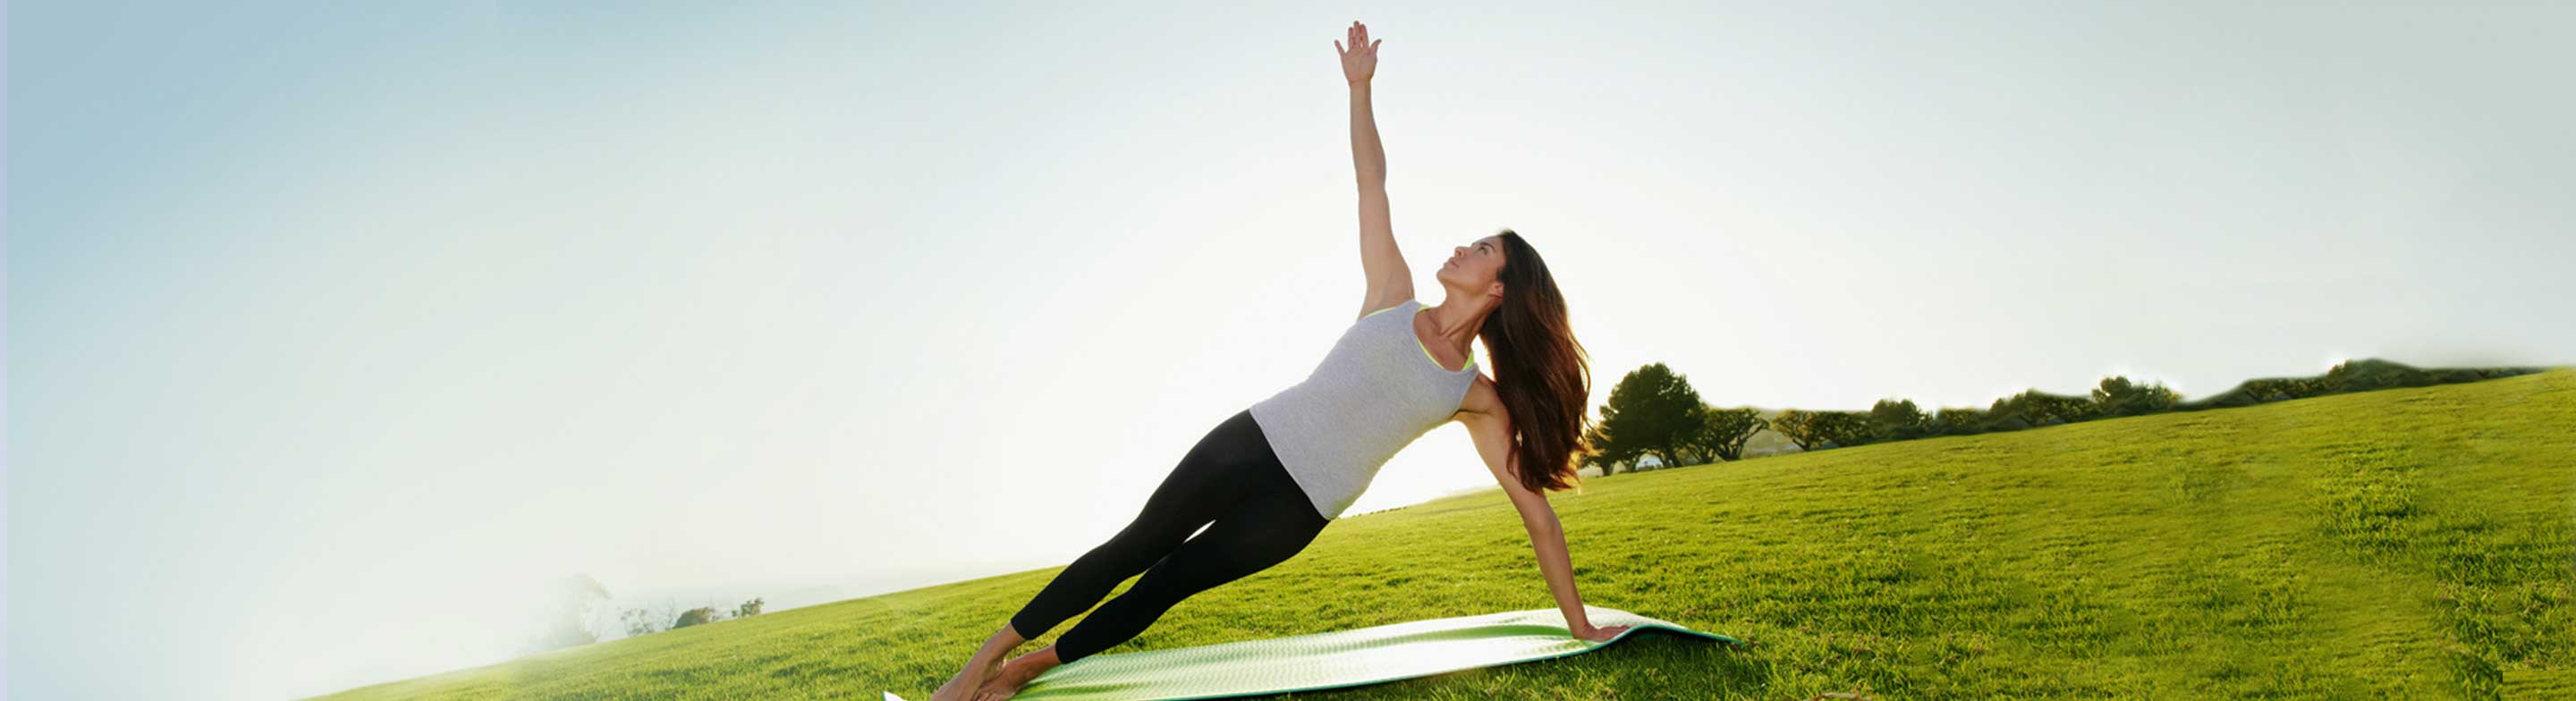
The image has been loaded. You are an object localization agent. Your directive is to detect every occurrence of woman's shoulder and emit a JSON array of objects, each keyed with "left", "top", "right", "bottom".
[
  {"left": 1357, "top": 295, "right": 1419, "bottom": 321},
  {"left": 1457, "top": 372, "right": 1504, "bottom": 419}
]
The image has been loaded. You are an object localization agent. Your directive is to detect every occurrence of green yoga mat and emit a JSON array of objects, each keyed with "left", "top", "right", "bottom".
[{"left": 889, "top": 605, "right": 1738, "bottom": 700}]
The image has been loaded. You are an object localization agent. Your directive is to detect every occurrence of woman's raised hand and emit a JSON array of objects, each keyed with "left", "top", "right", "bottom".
[{"left": 1335, "top": 21, "right": 1381, "bottom": 85}]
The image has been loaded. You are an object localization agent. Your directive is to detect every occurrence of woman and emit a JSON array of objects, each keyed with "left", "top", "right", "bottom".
[{"left": 933, "top": 21, "right": 1631, "bottom": 701}]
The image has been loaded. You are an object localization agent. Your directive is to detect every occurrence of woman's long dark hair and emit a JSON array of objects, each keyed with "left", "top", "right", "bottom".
[{"left": 1478, "top": 229, "right": 1592, "bottom": 494}]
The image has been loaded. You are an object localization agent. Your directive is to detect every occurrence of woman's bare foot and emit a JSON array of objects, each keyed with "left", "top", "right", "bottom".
[
  {"left": 970, "top": 646, "right": 1063, "bottom": 701},
  {"left": 931, "top": 622, "right": 1032, "bottom": 701},
  {"left": 928, "top": 659, "right": 1003, "bottom": 701}
]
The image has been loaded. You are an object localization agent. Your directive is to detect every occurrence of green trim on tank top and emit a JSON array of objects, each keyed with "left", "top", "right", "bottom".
[{"left": 1417, "top": 336, "right": 1476, "bottom": 373}]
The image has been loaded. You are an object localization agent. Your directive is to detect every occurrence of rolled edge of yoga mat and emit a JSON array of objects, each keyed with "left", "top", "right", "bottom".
[{"left": 890, "top": 605, "right": 1740, "bottom": 701}]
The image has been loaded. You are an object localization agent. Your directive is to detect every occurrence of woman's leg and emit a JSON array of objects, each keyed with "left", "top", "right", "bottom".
[
  {"left": 943, "top": 407, "right": 1288, "bottom": 696},
  {"left": 941, "top": 411, "right": 1275, "bottom": 701},
  {"left": 1046, "top": 465, "right": 1331, "bottom": 664},
  {"left": 1004, "top": 410, "right": 1276, "bottom": 643},
  {"left": 968, "top": 413, "right": 1327, "bottom": 698}
]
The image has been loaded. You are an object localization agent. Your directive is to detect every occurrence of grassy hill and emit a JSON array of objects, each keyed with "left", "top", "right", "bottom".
[{"left": 317, "top": 367, "right": 2574, "bottom": 700}]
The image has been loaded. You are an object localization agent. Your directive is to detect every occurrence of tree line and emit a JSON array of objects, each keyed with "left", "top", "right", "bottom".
[
  {"left": 523, "top": 572, "right": 769, "bottom": 656},
  {"left": 1580, "top": 357, "right": 2554, "bottom": 473}
]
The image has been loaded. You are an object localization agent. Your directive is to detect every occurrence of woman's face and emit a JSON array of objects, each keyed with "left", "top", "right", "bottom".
[{"left": 1436, "top": 234, "right": 1507, "bottom": 292}]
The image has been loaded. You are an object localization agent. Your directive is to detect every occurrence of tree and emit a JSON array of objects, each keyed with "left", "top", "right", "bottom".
[
  {"left": 1678, "top": 405, "right": 1770, "bottom": 463},
  {"left": 674, "top": 605, "right": 722, "bottom": 629},
  {"left": 521, "top": 573, "right": 611, "bottom": 655},
  {"left": 1578, "top": 421, "right": 1637, "bottom": 475},
  {"left": 623, "top": 598, "right": 682, "bottom": 638},
  {"left": 2241, "top": 377, "right": 2318, "bottom": 402},
  {"left": 2059, "top": 394, "right": 2103, "bottom": 423},
  {"left": 1811, "top": 410, "right": 1874, "bottom": 449},
  {"left": 1867, "top": 399, "right": 1931, "bottom": 442},
  {"left": 2091, "top": 376, "right": 2181, "bottom": 418},
  {"left": 1767, "top": 409, "right": 1825, "bottom": 452},
  {"left": 1988, "top": 391, "right": 2037, "bottom": 428},
  {"left": 734, "top": 597, "right": 766, "bottom": 619},
  {"left": 1989, "top": 389, "right": 2097, "bottom": 428},
  {"left": 1593, "top": 363, "right": 1709, "bottom": 469},
  {"left": 1931, "top": 407, "right": 1987, "bottom": 436}
]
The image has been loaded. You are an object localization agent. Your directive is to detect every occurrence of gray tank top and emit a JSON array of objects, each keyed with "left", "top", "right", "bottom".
[{"left": 1250, "top": 298, "right": 1479, "bottom": 520}]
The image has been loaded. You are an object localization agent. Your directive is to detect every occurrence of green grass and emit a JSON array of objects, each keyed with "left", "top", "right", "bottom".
[{"left": 316, "top": 368, "right": 2576, "bottom": 700}]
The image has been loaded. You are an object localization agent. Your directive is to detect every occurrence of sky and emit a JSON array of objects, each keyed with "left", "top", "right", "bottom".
[{"left": 10, "top": 1, "right": 2573, "bottom": 698}]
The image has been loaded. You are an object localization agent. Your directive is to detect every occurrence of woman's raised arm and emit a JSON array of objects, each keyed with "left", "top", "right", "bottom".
[{"left": 1338, "top": 21, "right": 1409, "bottom": 318}]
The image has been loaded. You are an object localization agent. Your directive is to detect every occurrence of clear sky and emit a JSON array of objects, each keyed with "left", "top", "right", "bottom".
[{"left": 11, "top": 1, "right": 2572, "bottom": 698}]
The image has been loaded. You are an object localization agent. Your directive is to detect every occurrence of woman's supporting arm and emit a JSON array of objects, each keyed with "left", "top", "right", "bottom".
[
  {"left": 1464, "top": 407, "right": 1596, "bottom": 635},
  {"left": 1521, "top": 495, "right": 1593, "bottom": 632}
]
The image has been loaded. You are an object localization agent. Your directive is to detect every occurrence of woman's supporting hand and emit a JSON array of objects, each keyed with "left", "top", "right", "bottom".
[
  {"left": 1335, "top": 21, "right": 1381, "bottom": 85},
  {"left": 1572, "top": 622, "right": 1634, "bottom": 643}
]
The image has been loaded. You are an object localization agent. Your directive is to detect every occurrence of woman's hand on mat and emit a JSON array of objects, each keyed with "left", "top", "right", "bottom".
[
  {"left": 1335, "top": 21, "right": 1380, "bottom": 85},
  {"left": 1572, "top": 622, "right": 1633, "bottom": 642}
]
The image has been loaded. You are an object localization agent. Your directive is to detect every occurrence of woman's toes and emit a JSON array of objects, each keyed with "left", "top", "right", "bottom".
[
  {"left": 930, "top": 664, "right": 989, "bottom": 701},
  {"left": 970, "top": 665, "right": 1033, "bottom": 700}
]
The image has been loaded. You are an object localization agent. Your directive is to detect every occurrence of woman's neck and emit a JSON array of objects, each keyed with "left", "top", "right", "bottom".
[{"left": 1420, "top": 297, "right": 1489, "bottom": 355}]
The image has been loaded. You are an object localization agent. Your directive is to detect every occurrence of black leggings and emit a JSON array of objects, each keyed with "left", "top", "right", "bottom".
[{"left": 1008, "top": 408, "right": 1331, "bottom": 663}]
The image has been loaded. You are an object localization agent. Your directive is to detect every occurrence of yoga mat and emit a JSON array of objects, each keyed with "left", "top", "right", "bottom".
[{"left": 889, "top": 605, "right": 1738, "bottom": 700}]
